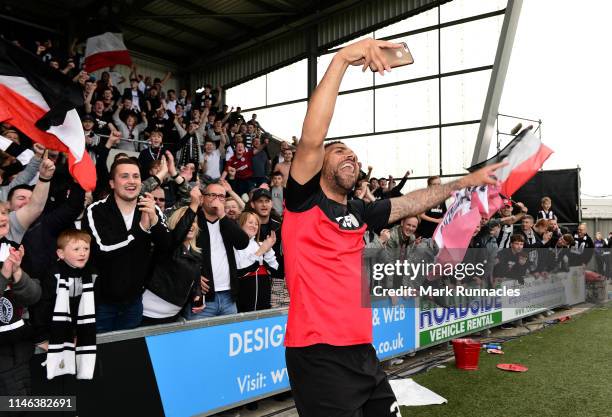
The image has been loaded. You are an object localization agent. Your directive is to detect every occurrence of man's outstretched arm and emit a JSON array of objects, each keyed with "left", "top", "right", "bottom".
[
  {"left": 291, "top": 38, "right": 401, "bottom": 185},
  {"left": 388, "top": 162, "right": 507, "bottom": 224}
]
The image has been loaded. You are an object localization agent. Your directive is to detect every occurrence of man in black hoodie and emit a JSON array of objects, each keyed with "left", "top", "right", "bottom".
[
  {"left": 181, "top": 181, "right": 249, "bottom": 319},
  {"left": 83, "top": 159, "right": 170, "bottom": 332}
]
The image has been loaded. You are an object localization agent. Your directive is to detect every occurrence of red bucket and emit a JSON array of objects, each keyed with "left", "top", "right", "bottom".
[{"left": 452, "top": 338, "right": 481, "bottom": 370}]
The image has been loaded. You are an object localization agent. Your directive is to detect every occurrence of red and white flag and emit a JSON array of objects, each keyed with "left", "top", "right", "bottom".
[
  {"left": 433, "top": 128, "right": 552, "bottom": 260},
  {"left": 0, "top": 39, "right": 96, "bottom": 191},
  {"left": 469, "top": 128, "right": 553, "bottom": 198},
  {"left": 84, "top": 31, "right": 132, "bottom": 73},
  {"left": 432, "top": 187, "right": 485, "bottom": 264}
]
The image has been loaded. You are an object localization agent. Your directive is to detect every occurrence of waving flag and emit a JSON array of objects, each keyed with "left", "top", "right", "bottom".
[
  {"left": 468, "top": 128, "right": 553, "bottom": 198},
  {"left": 0, "top": 39, "right": 96, "bottom": 191},
  {"left": 84, "top": 30, "right": 132, "bottom": 72},
  {"left": 433, "top": 127, "right": 552, "bottom": 263}
]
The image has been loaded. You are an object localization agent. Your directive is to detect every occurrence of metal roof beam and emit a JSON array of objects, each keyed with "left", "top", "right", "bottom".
[
  {"left": 164, "top": 0, "right": 252, "bottom": 32},
  {"left": 242, "top": 0, "right": 289, "bottom": 13},
  {"left": 154, "top": 16, "right": 224, "bottom": 44},
  {"left": 125, "top": 12, "right": 295, "bottom": 19},
  {"left": 121, "top": 23, "right": 204, "bottom": 55}
]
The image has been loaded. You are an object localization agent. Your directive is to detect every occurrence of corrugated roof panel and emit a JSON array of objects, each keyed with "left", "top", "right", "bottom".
[
  {"left": 195, "top": 32, "right": 307, "bottom": 88},
  {"left": 181, "top": 18, "right": 241, "bottom": 37},
  {"left": 143, "top": 1, "right": 183, "bottom": 15},
  {"left": 319, "top": 0, "right": 446, "bottom": 48},
  {"left": 194, "top": 0, "right": 445, "bottom": 88},
  {"left": 197, "top": 0, "right": 261, "bottom": 13},
  {"left": 130, "top": 37, "right": 180, "bottom": 52}
]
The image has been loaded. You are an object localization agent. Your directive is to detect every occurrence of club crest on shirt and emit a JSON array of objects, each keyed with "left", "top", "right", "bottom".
[
  {"left": 0, "top": 297, "right": 13, "bottom": 324},
  {"left": 335, "top": 213, "right": 360, "bottom": 229}
]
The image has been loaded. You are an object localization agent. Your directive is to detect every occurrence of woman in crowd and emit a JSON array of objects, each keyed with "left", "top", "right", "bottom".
[
  {"left": 141, "top": 204, "right": 203, "bottom": 325},
  {"left": 234, "top": 211, "right": 278, "bottom": 312}
]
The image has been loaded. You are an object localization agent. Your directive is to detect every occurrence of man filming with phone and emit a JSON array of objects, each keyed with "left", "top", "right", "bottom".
[{"left": 282, "top": 38, "right": 504, "bottom": 417}]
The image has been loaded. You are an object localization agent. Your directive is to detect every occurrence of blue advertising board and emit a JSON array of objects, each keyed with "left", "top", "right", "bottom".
[
  {"left": 145, "top": 300, "right": 417, "bottom": 417},
  {"left": 146, "top": 315, "right": 289, "bottom": 417},
  {"left": 372, "top": 297, "right": 417, "bottom": 360}
]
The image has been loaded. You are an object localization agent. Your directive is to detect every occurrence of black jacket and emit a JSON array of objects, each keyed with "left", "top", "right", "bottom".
[
  {"left": 138, "top": 146, "right": 167, "bottom": 179},
  {"left": 22, "top": 181, "right": 85, "bottom": 280},
  {"left": 82, "top": 195, "right": 170, "bottom": 304},
  {"left": 146, "top": 211, "right": 201, "bottom": 307},
  {"left": 259, "top": 217, "right": 284, "bottom": 279},
  {"left": 30, "top": 260, "right": 96, "bottom": 345},
  {"left": 122, "top": 88, "right": 146, "bottom": 110},
  {"left": 181, "top": 208, "right": 249, "bottom": 302},
  {"left": 494, "top": 248, "right": 530, "bottom": 284}
]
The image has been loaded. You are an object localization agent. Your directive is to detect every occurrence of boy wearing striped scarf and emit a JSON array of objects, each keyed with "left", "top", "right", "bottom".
[{"left": 33, "top": 229, "right": 97, "bottom": 380}]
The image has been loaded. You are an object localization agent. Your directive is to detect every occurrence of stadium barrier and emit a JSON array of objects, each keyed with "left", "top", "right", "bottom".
[{"left": 31, "top": 268, "right": 584, "bottom": 417}]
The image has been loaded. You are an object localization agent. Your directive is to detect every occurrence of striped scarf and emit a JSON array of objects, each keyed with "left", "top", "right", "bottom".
[{"left": 46, "top": 262, "right": 96, "bottom": 380}]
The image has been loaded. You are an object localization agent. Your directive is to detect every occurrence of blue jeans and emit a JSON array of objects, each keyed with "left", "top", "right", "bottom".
[
  {"left": 96, "top": 296, "right": 143, "bottom": 333},
  {"left": 183, "top": 290, "right": 237, "bottom": 320}
]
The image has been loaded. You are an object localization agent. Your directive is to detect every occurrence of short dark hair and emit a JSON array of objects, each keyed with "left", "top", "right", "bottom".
[
  {"left": 510, "top": 234, "right": 525, "bottom": 243},
  {"left": 272, "top": 171, "right": 283, "bottom": 178},
  {"left": 113, "top": 152, "right": 129, "bottom": 162},
  {"left": 562, "top": 233, "right": 575, "bottom": 246},
  {"left": 324, "top": 140, "right": 345, "bottom": 149},
  {"left": 110, "top": 158, "right": 140, "bottom": 178},
  {"left": 7, "top": 184, "right": 34, "bottom": 201}
]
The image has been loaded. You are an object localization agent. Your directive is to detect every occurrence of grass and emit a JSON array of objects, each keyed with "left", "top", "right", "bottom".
[{"left": 404, "top": 303, "right": 612, "bottom": 417}]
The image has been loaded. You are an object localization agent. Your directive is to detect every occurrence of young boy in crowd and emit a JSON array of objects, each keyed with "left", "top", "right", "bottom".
[
  {"left": 537, "top": 196, "right": 556, "bottom": 220},
  {"left": 31, "top": 229, "right": 97, "bottom": 380},
  {"left": 270, "top": 171, "right": 284, "bottom": 216},
  {"left": 138, "top": 130, "right": 166, "bottom": 179}
]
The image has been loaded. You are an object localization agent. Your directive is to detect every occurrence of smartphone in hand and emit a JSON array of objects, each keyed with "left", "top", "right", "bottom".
[{"left": 370, "top": 42, "right": 414, "bottom": 72}]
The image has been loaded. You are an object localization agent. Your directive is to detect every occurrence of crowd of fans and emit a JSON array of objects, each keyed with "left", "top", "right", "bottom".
[
  {"left": 367, "top": 189, "right": 600, "bottom": 291},
  {"left": 0, "top": 39, "right": 606, "bottom": 403}
]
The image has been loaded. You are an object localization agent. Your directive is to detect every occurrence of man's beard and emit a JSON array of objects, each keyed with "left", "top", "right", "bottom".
[{"left": 327, "top": 169, "right": 356, "bottom": 194}]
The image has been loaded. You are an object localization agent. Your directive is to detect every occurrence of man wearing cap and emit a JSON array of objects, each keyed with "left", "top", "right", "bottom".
[
  {"left": 250, "top": 188, "right": 285, "bottom": 307},
  {"left": 495, "top": 199, "right": 528, "bottom": 251}
]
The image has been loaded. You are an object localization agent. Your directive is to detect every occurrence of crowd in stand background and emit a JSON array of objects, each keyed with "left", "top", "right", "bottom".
[{"left": 0, "top": 39, "right": 608, "bottom": 398}]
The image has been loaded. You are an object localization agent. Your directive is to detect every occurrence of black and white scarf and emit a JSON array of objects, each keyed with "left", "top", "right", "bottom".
[
  {"left": 0, "top": 134, "right": 34, "bottom": 166},
  {"left": 46, "top": 262, "right": 96, "bottom": 380}
]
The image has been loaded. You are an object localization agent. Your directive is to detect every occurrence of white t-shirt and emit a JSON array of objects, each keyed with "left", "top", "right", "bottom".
[
  {"left": 122, "top": 210, "right": 135, "bottom": 230},
  {"left": 204, "top": 149, "right": 222, "bottom": 179},
  {"left": 207, "top": 220, "right": 231, "bottom": 291},
  {"left": 166, "top": 100, "right": 177, "bottom": 114},
  {"left": 131, "top": 90, "right": 141, "bottom": 111},
  {"left": 225, "top": 146, "right": 234, "bottom": 162},
  {"left": 142, "top": 289, "right": 182, "bottom": 318}
]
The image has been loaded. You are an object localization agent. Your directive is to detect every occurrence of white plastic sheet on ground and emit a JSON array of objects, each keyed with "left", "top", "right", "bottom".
[{"left": 389, "top": 378, "right": 448, "bottom": 406}]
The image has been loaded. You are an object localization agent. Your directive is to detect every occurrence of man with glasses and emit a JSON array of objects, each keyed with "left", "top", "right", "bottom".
[{"left": 181, "top": 182, "right": 249, "bottom": 319}]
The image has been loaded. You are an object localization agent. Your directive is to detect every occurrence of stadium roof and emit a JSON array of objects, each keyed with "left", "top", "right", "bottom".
[{"left": 2, "top": 0, "right": 445, "bottom": 81}]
